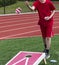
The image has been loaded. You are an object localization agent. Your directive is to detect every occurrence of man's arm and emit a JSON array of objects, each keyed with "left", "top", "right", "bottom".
[
  {"left": 49, "top": 10, "right": 55, "bottom": 19},
  {"left": 44, "top": 10, "right": 55, "bottom": 20},
  {"left": 25, "top": 1, "right": 35, "bottom": 11}
]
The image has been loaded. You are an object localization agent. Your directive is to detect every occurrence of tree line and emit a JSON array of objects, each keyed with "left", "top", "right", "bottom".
[{"left": 0, "top": 0, "right": 58, "bottom": 7}]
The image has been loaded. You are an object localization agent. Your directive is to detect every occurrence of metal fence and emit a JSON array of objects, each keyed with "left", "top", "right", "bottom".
[{"left": 0, "top": 0, "right": 18, "bottom": 14}]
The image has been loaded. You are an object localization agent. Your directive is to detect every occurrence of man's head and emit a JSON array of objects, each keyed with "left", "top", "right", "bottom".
[{"left": 37, "top": 0, "right": 46, "bottom": 3}]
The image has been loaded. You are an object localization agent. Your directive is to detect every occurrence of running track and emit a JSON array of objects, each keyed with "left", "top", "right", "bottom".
[{"left": 0, "top": 12, "right": 59, "bottom": 40}]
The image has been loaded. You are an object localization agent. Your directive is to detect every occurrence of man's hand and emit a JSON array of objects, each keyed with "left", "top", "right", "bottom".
[
  {"left": 25, "top": 1, "right": 35, "bottom": 11},
  {"left": 44, "top": 16, "right": 51, "bottom": 21},
  {"left": 44, "top": 10, "right": 55, "bottom": 21},
  {"left": 25, "top": 1, "right": 29, "bottom": 6}
]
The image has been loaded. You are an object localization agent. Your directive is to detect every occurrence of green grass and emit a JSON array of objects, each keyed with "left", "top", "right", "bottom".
[
  {"left": 0, "top": 1, "right": 33, "bottom": 14},
  {"left": 0, "top": 1, "right": 59, "bottom": 65},
  {"left": 0, "top": 35, "right": 59, "bottom": 65},
  {"left": 0, "top": 1, "right": 59, "bottom": 14}
]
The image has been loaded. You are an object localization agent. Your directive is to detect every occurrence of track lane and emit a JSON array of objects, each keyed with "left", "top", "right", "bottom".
[
  {"left": 0, "top": 12, "right": 59, "bottom": 39},
  {"left": 0, "top": 22, "right": 37, "bottom": 31},
  {"left": 0, "top": 25, "right": 40, "bottom": 38}
]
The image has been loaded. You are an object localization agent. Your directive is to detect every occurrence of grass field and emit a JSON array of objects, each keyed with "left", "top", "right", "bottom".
[
  {"left": 0, "top": 1, "right": 33, "bottom": 14},
  {"left": 0, "top": 1, "right": 59, "bottom": 14},
  {"left": 0, "top": 1, "right": 59, "bottom": 65},
  {"left": 0, "top": 35, "right": 59, "bottom": 65}
]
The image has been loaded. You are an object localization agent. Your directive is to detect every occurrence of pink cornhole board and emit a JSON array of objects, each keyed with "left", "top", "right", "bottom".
[{"left": 5, "top": 51, "right": 45, "bottom": 65}]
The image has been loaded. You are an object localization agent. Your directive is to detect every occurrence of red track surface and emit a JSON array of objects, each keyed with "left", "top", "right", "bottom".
[{"left": 0, "top": 12, "right": 59, "bottom": 39}]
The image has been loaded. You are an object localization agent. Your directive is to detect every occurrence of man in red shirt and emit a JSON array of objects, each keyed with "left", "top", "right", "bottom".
[{"left": 25, "top": 0, "right": 55, "bottom": 59}]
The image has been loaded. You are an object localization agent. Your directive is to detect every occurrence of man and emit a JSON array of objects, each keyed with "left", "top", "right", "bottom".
[{"left": 25, "top": 0, "right": 55, "bottom": 59}]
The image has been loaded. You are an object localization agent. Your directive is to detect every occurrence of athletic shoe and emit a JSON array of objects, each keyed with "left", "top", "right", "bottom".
[
  {"left": 45, "top": 53, "right": 50, "bottom": 59},
  {"left": 43, "top": 49, "right": 50, "bottom": 59}
]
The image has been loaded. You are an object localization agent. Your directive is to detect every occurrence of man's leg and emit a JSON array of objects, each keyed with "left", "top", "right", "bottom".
[
  {"left": 43, "top": 37, "right": 47, "bottom": 49},
  {"left": 46, "top": 37, "right": 51, "bottom": 50},
  {"left": 43, "top": 37, "right": 51, "bottom": 59}
]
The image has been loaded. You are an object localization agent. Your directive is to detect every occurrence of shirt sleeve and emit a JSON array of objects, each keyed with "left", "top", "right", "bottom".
[
  {"left": 49, "top": 1, "right": 56, "bottom": 11},
  {"left": 33, "top": 1, "right": 38, "bottom": 10}
]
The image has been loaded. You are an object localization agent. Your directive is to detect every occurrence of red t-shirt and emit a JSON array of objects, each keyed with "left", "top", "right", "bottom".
[{"left": 33, "top": 0, "right": 55, "bottom": 25}]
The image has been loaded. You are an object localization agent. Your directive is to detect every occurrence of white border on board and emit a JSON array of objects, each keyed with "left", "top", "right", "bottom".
[{"left": 5, "top": 51, "right": 45, "bottom": 65}]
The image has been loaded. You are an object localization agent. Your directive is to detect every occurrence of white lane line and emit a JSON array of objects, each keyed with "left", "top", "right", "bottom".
[
  {"left": 0, "top": 18, "right": 38, "bottom": 24},
  {"left": 0, "top": 16, "right": 38, "bottom": 22},
  {"left": 0, "top": 25, "right": 38, "bottom": 33},
  {"left": 0, "top": 25, "right": 59, "bottom": 33},
  {"left": 0, "top": 22, "right": 37, "bottom": 28},
  {"left": 0, "top": 17, "right": 58, "bottom": 26},
  {"left": 0, "top": 30, "right": 40, "bottom": 39},
  {"left": 0, "top": 13, "right": 59, "bottom": 24},
  {"left": 0, "top": 17, "right": 58, "bottom": 24},
  {"left": 0, "top": 28, "right": 59, "bottom": 39},
  {"left": 2, "top": 33, "right": 59, "bottom": 40},
  {"left": 8, "top": 35, "right": 41, "bottom": 39},
  {"left": 0, "top": 19, "right": 59, "bottom": 28}
]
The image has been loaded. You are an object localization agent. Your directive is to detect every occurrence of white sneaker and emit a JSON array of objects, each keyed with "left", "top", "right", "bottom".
[{"left": 45, "top": 54, "right": 50, "bottom": 59}]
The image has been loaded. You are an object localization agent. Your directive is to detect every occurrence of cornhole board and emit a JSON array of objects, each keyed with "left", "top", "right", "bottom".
[{"left": 5, "top": 51, "right": 46, "bottom": 65}]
